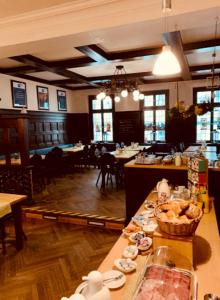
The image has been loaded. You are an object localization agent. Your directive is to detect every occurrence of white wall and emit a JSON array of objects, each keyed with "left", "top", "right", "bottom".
[
  {"left": 0, "top": 73, "right": 70, "bottom": 113},
  {"left": 0, "top": 74, "right": 209, "bottom": 113},
  {"left": 70, "top": 79, "right": 209, "bottom": 113}
]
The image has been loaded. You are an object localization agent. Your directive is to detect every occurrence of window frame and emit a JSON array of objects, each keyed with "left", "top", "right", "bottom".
[
  {"left": 89, "top": 95, "right": 115, "bottom": 142},
  {"left": 193, "top": 87, "right": 220, "bottom": 143},
  {"left": 140, "top": 90, "right": 169, "bottom": 143}
]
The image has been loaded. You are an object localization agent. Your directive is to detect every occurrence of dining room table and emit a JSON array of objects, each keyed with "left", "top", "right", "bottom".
[{"left": 0, "top": 193, "right": 27, "bottom": 250}]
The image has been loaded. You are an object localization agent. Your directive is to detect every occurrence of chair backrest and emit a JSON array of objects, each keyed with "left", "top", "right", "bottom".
[
  {"left": 98, "top": 153, "right": 116, "bottom": 171},
  {"left": 29, "top": 154, "right": 42, "bottom": 166}
]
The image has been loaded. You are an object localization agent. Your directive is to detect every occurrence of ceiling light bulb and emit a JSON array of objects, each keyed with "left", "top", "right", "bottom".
[
  {"left": 97, "top": 91, "right": 106, "bottom": 100},
  {"left": 133, "top": 89, "right": 140, "bottom": 98},
  {"left": 139, "top": 93, "right": 145, "bottom": 100},
  {"left": 121, "top": 89, "right": 128, "bottom": 97},
  {"left": 153, "top": 45, "right": 181, "bottom": 76},
  {"left": 114, "top": 95, "right": 120, "bottom": 102},
  {"left": 133, "top": 94, "right": 139, "bottom": 101}
]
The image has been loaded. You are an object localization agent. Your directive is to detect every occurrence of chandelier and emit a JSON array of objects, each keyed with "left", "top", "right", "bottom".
[
  {"left": 96, "top": 65, "right": 144, "bottom": 102},
  {"left": 206, "top": 17, "right": 220, "bottom": 101}
]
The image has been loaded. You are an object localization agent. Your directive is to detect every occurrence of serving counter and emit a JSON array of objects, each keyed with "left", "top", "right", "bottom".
[
  {"left": 124, "top": 160, "right": 220, "bottom": 232},
  {"left": 97, "top": 192, "right": 220, "bottom": 300}
]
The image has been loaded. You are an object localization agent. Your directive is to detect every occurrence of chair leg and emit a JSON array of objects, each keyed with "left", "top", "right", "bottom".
[
  {"left": 96, "top": 170, "right": 101, "bottom": 186},
  {"left": 0, "top": 223, "right": 6, "bottom": 255}
]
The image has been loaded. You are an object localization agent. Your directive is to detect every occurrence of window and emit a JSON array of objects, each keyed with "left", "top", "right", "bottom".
[
  {"left": 141, "top": 91, "right": 168, "bottom": 142},
  {"left": 195, "top": 88, "right": 220, "bottom": 142},
  {"left": 89, "top": 96, "right": 114, "bottom": 142}
]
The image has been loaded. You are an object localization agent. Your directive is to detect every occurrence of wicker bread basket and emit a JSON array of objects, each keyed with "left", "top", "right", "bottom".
[{"left": 154, "top": 202, "right": 203, "bottom": 236}]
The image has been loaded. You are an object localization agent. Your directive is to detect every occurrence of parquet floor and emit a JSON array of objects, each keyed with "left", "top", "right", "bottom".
[
  {"left": 31, "top": 168, "right": 125, "bottom": 219},
  {"left": 0, "top": 218, "right": 120, "bottom": 300}
]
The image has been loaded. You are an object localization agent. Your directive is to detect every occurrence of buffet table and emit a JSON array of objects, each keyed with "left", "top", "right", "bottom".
[
  {"left": 0, "top": 193, "right": 27, "bottom": 250},
  {"left": 98, "top": 192, "right": 220, "bottom": 300}
]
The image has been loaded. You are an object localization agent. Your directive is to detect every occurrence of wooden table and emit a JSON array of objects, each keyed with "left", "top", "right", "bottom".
[
  {"left": 111, "top": 150, "right": 139, "bottom": 160},
  {"left": 125, "top": 145, "right": 149, "bottom": 151},
  {"left": 185, "top": 146, "right": 217, "bottom": 152},
  {"left": 97, "top": 192, "right": 220, "bottom": 300},
  {"left": 62, "top": 146, "right": 84, "bottom": 153},
  {"left": 0, "top": 193, "right": 27, "bottom": 250}
]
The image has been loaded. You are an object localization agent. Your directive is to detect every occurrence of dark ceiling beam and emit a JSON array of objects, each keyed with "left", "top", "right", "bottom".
[
  {"left": 192, "top": 72, "right": 220, "bottom": 80},
  {"left": 75, "top": 45, "right": 109, "bottom": 62},
  {"left": 50, "top": 79, "right": 79, "bottom": 85},
  {"left": 10, "top": 54, "right": 97, "bottom": 86},
  {"left": 108, "top": 47, "right": 161, "bottom": 61},
  {"left": 183, "top": 38, "right": 220, "bottom": 53},
  {"left": 142, "top": 76, "right": 182, "bottom": 84},
  {"left": 190, "top": 63, "right": 220, "bottom": 72},
  {"left": 163, "top": 31, "right": 191, "bottom": 81},
  {"left": 49, "top": 57, "right": 97, "bottom": 68},
  {"left": 1, "top": 65, "right": 41, "bottom": 75}
]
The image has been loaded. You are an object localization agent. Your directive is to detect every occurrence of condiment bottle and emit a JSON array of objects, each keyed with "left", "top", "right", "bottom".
[{"left": 175, "top": 153, "right": 181, "bottom": 166}]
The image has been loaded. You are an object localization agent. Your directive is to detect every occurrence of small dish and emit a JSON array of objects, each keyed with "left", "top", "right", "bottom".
[
  {"left": 122, "top": 245, "right": 138, "bottom": 259},
  {"left": 122, "top": 224, "right": 141, "bottom": 237},
  {"left": 114, "top": 258, "right": 137, "bottom": 273},
  {"left": 143, "top": 220, "right": 158, "bottom": 234},
  {"left": 102, "top": 270, "right": 126, "bottom": 289},
  {"left": 136, "top": 237, "right": 152, "bottom": 251},
  {"left": 129, "top": 231, "right": 145, "bottom": 243},
  {"left": 132, "top": 215, "right": 149, "bottom": 227}
]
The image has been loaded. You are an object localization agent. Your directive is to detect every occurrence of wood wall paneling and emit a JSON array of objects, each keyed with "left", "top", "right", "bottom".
[{"left": 114, "top": 111, "right": 143, "bottom": 144}]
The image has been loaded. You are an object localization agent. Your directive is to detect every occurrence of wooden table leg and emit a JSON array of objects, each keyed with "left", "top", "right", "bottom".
[{"left": 11, "top": 203, "right": 24, "bottom": 250}]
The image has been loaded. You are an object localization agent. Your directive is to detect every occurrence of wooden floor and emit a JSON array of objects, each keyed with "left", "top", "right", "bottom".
[
  {"left": 0, "top": 218, "right": 120, "bottom": 300},
  {"left": 29, "top": 168, "right": 125, "bottom": 219}
]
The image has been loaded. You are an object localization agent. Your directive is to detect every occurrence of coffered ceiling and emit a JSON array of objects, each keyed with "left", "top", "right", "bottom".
[{"left": 0, "top": 0, "right": 219, "bottom": 90}]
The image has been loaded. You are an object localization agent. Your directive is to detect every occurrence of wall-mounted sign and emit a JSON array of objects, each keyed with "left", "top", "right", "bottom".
[
  {"left": 11, "top": 80, "right": 27, "bottom": 108},
  {"left": 57, "top": 90, "right": 67, "bottom": 111},
  {"left": 37, "top": 86, "right": 49, "bottom": 110}
]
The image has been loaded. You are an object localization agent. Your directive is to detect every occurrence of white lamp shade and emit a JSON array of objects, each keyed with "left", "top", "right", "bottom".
[
  {"left": 121, "top": 89, "right": 128, "bottom": 97},
  {"left": 139, "top": 93, "right": 145, "bottom": 100},
  {"left": 97, "top": 91, "right": 106, "bottom": 100},
  {"left": 133, "top": 94, "right": 139, "bottom": 101},
  {"left": 114, "top": 95, "right": 120, "bottom": 102},
  {"left": 133, "top": 89, "right": 140, "bottom": 98},
  {"left": 153, "top": 45, "right": 181, "bottom": 75},
  {"left": 105, "top": 95, "right": 112, "bottom": 101}
]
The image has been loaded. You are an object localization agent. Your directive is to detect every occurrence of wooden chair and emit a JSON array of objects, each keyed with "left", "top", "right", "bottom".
[{"left": 96, "top": 153, "right": 121, "bottom": 190}]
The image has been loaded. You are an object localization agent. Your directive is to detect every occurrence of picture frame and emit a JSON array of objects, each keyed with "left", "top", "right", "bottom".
[
  {"left": 37, "top": 86, "right": 49, "bottom": 110},
  {"left": 11, "top": 80, "right": 27, "bottom": 108},
  {"left": 57, "top": 90, "right": 67, "bottom": 111}
]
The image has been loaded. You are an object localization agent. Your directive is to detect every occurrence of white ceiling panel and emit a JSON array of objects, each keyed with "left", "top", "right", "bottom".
[
  {"left": 28, "top": 71, "right": 68, "bottom": 81},
  {"left": 68, "top": 58, "right": 158, "bottom": 77},
  {"left": 186, "top": 49, "right": 220, "bottom": 66}
]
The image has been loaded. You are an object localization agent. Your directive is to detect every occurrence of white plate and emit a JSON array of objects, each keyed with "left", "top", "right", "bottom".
[
  {"left": 114, "top": 258, "right": 137, "bottom": 273},
  {"left": 75, "top": 270, "right": 126, "bottom": 292},
  {"left": 102, "top": 270, "right": 126, "bottom": 289},
  {"left": 122, "top": 245, "right": 138, "bottom": 259}
]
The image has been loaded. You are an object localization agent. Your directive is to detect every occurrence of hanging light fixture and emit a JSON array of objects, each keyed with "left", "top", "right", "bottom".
[
  {"left": 153, "top": 0, "right": 181, "bottom": 76},
  {"left": 96, "top": 65, "right": 144, "bottom": 102},
  {"left": 206, "top": 17, "right": 220, "bottom": 101}
]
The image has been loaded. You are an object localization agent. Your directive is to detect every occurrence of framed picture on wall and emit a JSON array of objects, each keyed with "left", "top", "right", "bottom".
[
  {"left": 11, "top": 80, "right": 27, "bottom": 108},
  {"left": 57, "top": 90, "right": 67, "bottom": 111},
  {"left": 37, "top": 86, "right": 49, "bottom": 110}
]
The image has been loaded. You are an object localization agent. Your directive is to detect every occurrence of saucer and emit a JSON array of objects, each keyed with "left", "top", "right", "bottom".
[{"left": 103, "top": 270, "right": 126, "bottom": 289}]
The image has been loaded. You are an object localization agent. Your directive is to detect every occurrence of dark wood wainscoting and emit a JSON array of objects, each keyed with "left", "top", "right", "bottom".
[
  {"left": 0, "top": 109, "right": 91, "bottom": 149},
  {"left": 114, "top": 111, "right": 143, "bottom": 144}
]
